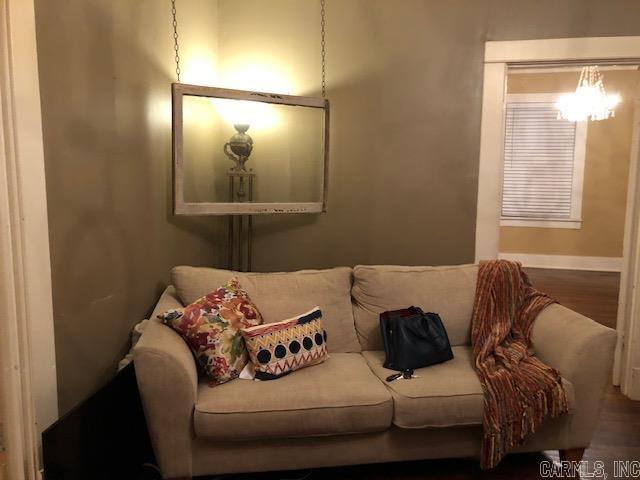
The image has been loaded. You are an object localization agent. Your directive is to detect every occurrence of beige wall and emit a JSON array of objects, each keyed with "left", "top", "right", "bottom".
[
  {"left": 35, "top": 0, "right": 640, "bottom": 414},
  {"left": 500, "top": 70, "right": 640, "bottom": 257},
  {"left": 34, "top": 0, "right": 226, "bottom": 414},
  {"left": 216, "top": 0, "right": 640, "bottom": 271}
]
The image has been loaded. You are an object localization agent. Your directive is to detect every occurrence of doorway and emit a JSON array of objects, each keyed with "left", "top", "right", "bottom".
[
  {"left": 498, "top": 65, "right": 640, "bottom": 331},
  {"left": 474, "top": 36, "right": 640, "bottom": 399}
]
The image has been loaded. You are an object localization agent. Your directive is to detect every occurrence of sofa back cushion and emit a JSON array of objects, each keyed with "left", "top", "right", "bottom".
[
  {"left": 351, "top": 264, "right": 478, "bottom": 350},
  {"left": 172, "top": 266, "right": 361, "bottom": 353}
]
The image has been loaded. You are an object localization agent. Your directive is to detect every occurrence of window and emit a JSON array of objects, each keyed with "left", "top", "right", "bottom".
[{"left": 500, "top": 93, "right": 586, "bottom": 229}]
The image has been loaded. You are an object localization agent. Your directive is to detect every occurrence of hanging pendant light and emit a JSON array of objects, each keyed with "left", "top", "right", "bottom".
[{"left": 556, "top": 65, "right": 621, "bottom": 122}]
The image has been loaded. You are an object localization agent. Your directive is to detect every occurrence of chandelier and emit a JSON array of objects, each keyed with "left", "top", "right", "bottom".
[{"left": 556, "top": 65, "right": 621, "bottom": 122}]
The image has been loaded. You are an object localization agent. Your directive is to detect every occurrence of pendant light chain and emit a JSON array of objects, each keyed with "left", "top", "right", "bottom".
[
  {"left": 170, "top": 0, "right": 324, "bottom": 92},
  {"left": 320, "top": 0, "right": 326, "bottom": 98},
  {"left": 171, "top": 0, "right": 181, "bottom": 83}
]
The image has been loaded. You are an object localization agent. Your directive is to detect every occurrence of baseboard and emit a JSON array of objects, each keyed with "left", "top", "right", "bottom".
[{"left": 497, "top": 253, "right": 623, "bottom": 272}]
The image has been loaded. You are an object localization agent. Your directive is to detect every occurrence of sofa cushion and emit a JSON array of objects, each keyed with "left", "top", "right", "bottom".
[
  {"left": 194, "top": 353, "right": 393, "bottom": 440},
  {"left": 241, "top": 307, "right": 329, "bottom": 380},
  {"left": 362, "top": 347, "right": 575, "bottom": 429},
  {"left": 352, "top": 264, "right": 478, "bottom": 350},
  {"left": 172, "top": 266, "right": 361, "bottom": 353},
  {"left": 159, "top": 278, "right": 262, "bottom": 385}
]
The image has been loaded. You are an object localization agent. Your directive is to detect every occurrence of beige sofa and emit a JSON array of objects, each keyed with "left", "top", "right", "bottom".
[{"left": 134, "top": 264, "right": 617, "bottom": 480}]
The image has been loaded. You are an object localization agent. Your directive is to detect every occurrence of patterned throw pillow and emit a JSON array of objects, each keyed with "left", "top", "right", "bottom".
[
  {"left": 241, "top": 307, "right": 328, "bottom": 380},
  {"left": 159, "top": 278, "right": 262, "bottom": 385}
]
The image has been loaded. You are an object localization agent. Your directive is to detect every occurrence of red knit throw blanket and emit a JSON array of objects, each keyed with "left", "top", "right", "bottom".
[{"left": 471, "top": 260, "right": 569, "bottom": 469}]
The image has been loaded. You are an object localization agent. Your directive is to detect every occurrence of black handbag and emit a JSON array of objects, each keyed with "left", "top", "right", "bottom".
[{"left": 379, "top": 306, "right": 454, "bottom": 371}]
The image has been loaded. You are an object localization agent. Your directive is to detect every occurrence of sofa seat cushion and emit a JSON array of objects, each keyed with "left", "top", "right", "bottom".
[
  {"left": 172, "top": 266, "right": 361, "bottom": 353},
  {"left": 194, "top": 353, "right": 393, "bottom": 440},
  {"left": 362, "top": 347, "right": 575, "bottom": 429}
]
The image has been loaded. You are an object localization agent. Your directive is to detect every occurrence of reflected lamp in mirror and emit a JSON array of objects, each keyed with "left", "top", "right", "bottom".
[{"left": 172, "top": 83, "right": 329, "bottom": 215}]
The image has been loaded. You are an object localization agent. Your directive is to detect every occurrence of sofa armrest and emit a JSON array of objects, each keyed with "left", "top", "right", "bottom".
[
  {"left": 134, "top": 286, "right": 196, "bottom": 479},
  {"left": 531, "top": 303, "right": 617, "bottom": 447}
]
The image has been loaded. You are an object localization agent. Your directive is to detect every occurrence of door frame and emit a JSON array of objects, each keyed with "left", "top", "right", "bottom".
[
  {"left": 619, "top": 99, "right": 640, "bottom": 398},
  {"left": 474, "top": 36, "right": 640, "bottom": 396},
  {"left": 1, "top": 0, "right": 58, "bottom": 477}
]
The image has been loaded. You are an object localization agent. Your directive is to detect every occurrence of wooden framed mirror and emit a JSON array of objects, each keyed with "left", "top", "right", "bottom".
[{"left": 172, "top": 83, "right": 329, "bottom": 215}]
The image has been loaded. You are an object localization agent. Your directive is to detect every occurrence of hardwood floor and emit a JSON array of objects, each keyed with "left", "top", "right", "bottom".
[
  {"left": 582, "top": 386, "right": 640, "bottom": 478},
  {"left": 196, "top": 268, "right": 637, "bottom": 480},
  {"left": 524, "top": 267, "right": 620, "bottom": 329}
]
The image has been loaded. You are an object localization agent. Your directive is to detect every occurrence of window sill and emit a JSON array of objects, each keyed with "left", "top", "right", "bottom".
[{"left": 500, "top": 218, "right": 582, "bottom": 229}]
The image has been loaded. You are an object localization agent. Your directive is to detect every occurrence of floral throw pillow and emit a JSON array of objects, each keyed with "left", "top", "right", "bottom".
[
  {"left": 241, "top": 307, "right": 328, "bottom": 380},
  {"left": 159, "top": 278, "right": 262, "bottom": 385}
]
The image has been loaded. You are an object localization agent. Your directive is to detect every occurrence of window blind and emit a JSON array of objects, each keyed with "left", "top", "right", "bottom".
[{"left": 502, "top": 102, "right": 577, "bottom": 220}]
